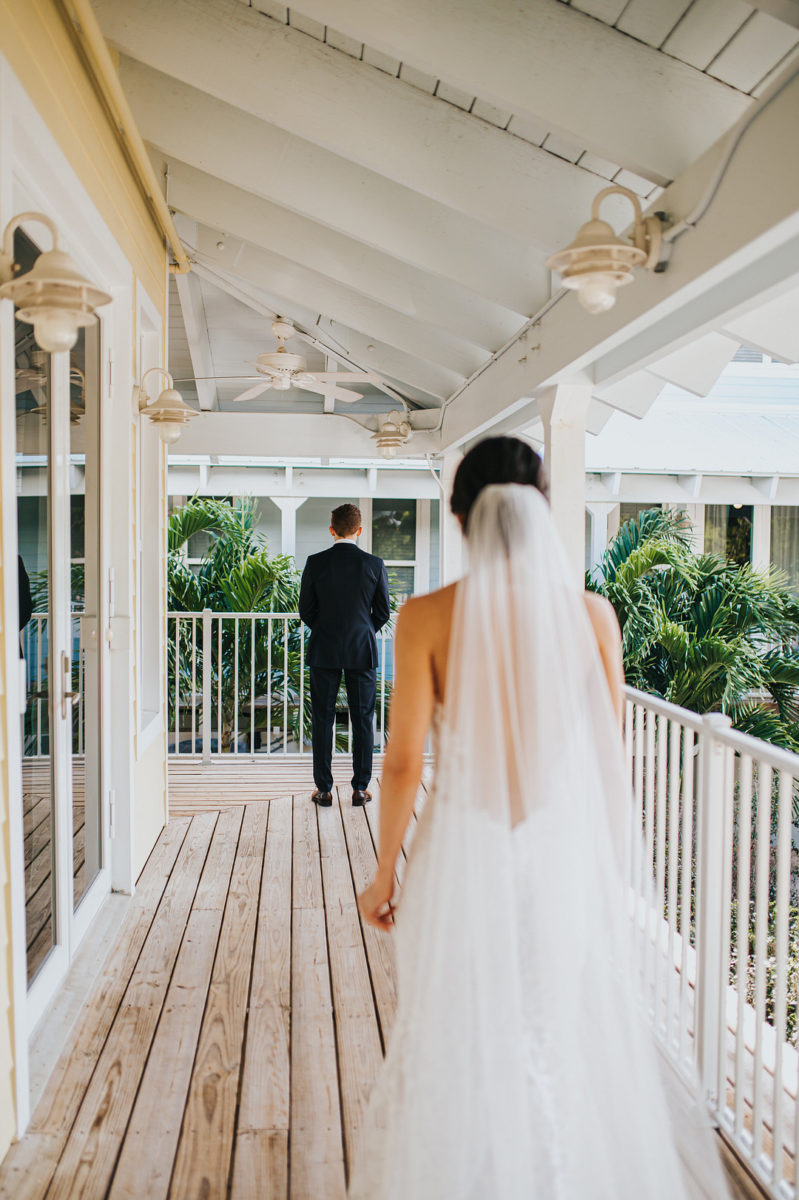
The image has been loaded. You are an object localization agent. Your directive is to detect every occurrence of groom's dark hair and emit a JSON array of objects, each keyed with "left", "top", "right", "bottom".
[
  {"left": 450, "top": 436, "right": 548, "bottom": 530},
  {"left": 331, "top": 503, "right": 362, "bottom": 537}
]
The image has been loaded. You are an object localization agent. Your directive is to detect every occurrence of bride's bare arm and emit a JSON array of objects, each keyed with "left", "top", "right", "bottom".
[
  {"left": 358, "top": 598, "right": 436, "bottom": 931},
  {"left": 583, "top": 593, "right": 625, "bottom": 726}
]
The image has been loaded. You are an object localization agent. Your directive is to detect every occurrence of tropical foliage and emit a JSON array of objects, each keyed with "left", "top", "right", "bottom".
[
  {"left": 168, "top": 496, "right": 392, "bottom": 754},
  {"left": 588, "top": 507, "right": 799, "bottom": 749}
]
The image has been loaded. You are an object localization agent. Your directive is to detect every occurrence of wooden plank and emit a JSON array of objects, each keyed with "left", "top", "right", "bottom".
[
  {"left": 231, "top": 795, "right": 292, "bottom": 1199},
  {"left": 290, "top": 796, "right": 346, "bottom": 1199},
  {"left": 44, "top": 814, "right": 217, "bottom": 1200},
  {"left": 319, "top": 796, "right": 383, "bottom": 1174},
  {"left": 110, "top": 808, "right": 243, "bottom": 1199},
  {"left": 0, "top": 817, "right": 193, "bottom": 1200},
  {"left": 169, "top": 804, "right": 267, "bottom": 1199},
  {"left": 338, "top": 790, "right": 397, "bottom": 1045}
]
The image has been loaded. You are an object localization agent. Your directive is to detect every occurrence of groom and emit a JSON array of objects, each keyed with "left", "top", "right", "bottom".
[{"left": 299, "top": 503, "right": 390, "bottom": 808}]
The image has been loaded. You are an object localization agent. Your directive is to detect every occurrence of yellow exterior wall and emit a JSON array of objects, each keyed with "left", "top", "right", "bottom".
[
  {"left": 0, "top": 522, "right": 18, "bottom": 1163},
  {"left": 0, "top": 0, "right": 169, "bottom": 1151},
  {"left": 0, "top": 0, "right": 166, "bottom": 308}
]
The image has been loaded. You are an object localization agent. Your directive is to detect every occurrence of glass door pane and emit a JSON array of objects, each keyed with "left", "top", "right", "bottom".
[
  {"left": 69, "top": 323, "right": 102, "bottom": 907},
  {"left": 15, "top": 233, "right": 56, "bottom": 983}
]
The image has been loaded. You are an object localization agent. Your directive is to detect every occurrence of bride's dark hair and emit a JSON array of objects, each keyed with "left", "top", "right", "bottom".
[{"left": 450, "top": 436, "right": 548, "bottom": 529}]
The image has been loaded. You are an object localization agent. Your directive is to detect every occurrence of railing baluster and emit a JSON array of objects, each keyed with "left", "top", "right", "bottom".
[
  {"left": 654, "top": 713, "right": 667, "bottom": 1033},
  {"left": 644, "top": 710, "right": 656, "bottom": 1011},
  {"left": 666, "top": 719, "right": 680, "bottom": 1055},
  {"left": 250, "top": 615, "right": 255, "bottom": 759},
  {"left": 214, "top": 614, "right": 220, "bottom": 753},
  {"left": 299, "top": 617, "right": 305, "bottom": 756},
  {"left": 632, "top": 704, "right": 644, "bottom": 987},
  {"left": 267, "top": 617, "right": 272, "bottom": 756},
  {"left": 233, "top": 616, "right": 239, "bottom": 756},
  {"left": 679, "top": 727, "right": 695, "bottom": 1063},
  {"left": 771, "top": 769, "right": 792, "bottom": 1186},
  {"left": 380, "top": 629, "right": 387, "bottom": 751},
  {"left": 191, "top": 616, "right": 197, "bottom": 754},
  {"left": 733, "top": 754, "right": 753, "bottom": 1140},
  {"left": 717, "top": 742, "right": 735, "bottom": 1119},
  {"left": 202, "top": 608, "right": 212, "bottom": 764},
  {"left": 752, "top": 762, "right": 772, "bottom": 1163},
  {"left": 283, "top": 617, "right": 288, "bottom": 755},
  {"left": 174, "top": 617, "right": 180, "bottom": 757},
  {"left": 36, "top": 616, "right": 43, "bottom": 756}
]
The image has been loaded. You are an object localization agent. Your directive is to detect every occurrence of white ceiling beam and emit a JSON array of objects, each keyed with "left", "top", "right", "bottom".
[
  {"left": 438, "top": 68, "right": 799, "bottom": 450},
  {"left": 175, "top": 412, "right": 440, "bottom": 459},
  {"left": 722, "top": 284, "right": 799, "bottom": 361},
  {"left": 171, "top": 225, "right": 218, "bottom": 411},
  {"left": 190, "top": 226, "right": 484, "bottom": 378},
  {"left": 646, "top": 333, "right": 740, "bottom": 396},
  {"left": 159, "top": 156, "right": 526, "bottom": 350},
  {"left": 188, "top": 259, "right": 464, "bottom": 403},
  {"left": 269, "top": 0, "right": 751, "bottom": 180},
  {"left": 97, "top": 0, "right": 642, "bottom": 242},
  {"left": 120, "top": 58, "right": 546, "bottom": 314}
]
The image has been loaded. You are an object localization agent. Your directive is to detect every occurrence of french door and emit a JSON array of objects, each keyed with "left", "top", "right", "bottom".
[{"left": 15, "top": 229, "right": 107, "bottom": 1026}]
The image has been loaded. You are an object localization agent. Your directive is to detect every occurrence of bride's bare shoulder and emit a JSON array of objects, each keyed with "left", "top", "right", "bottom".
[
  {"left": 396, "top": 583, "right": 458, "bottom": 642},
  {"left": 583, "top": 592, "right": 622, "bottom": 647}
]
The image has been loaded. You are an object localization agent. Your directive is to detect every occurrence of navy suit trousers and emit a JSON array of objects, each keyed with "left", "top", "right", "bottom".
[{"left": 310, "top": 666, "right": 376, "bottom": 792}]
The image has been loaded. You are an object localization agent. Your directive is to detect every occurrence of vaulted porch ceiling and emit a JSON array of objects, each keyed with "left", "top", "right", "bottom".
[{"left": 92, "top": 0, "right": 799, "bottom": 459}]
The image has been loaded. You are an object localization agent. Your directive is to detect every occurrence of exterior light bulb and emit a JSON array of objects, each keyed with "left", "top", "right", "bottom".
[
  {"left": 32, "top": 309, "right": 80, "bottom": 352},
  {"left": 576, "top": 274, "right": 618, "bottom": 315},
  {"left": 155, "top": 420, "right": 186, "bottom": 445}
]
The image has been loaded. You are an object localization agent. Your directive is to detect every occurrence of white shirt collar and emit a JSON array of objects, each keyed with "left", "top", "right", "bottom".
[{"left": 333, "top": 536, "right": 359, "bottom": 546}]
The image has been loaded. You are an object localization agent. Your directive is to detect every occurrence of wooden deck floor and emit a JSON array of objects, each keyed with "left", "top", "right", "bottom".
[
  {"left": 0, "top": 771, "right": 758, "bottom": 1200},
  {"left": 0, "top": 783, "right": 413, "bottom": 1199}
]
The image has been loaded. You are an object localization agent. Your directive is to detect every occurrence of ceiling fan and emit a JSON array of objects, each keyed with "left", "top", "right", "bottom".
[{"left": 218, "top": 319, "right": 381, "bottom": 404}]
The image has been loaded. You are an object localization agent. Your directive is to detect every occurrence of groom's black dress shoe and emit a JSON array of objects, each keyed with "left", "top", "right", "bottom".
[
  {"left": 352, "top": 789, "right": 372, "bottom": 806},
  {"left": 311, "top": 789, "right": 333, "bottom": 807}
]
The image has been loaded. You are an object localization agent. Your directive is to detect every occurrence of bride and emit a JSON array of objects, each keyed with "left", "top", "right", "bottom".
[{"left": 350, "top": 437, "right": 727, "bottom": 1198}]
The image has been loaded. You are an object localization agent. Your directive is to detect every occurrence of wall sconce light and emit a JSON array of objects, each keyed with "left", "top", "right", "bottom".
[
  {"left": 545, "top": 186, "right": 666, "bottom": 314},
  {"left": 0, "top": 212, "right": 111, "bottom": 351},
  {"left": 135, "top": 367, "right": 197, "bottom": 445},
  {"left": 372, "top": 411, "right": 412, "bottom": 458}
]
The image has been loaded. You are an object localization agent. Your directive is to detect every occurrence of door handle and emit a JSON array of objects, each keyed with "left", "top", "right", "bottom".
[{"left": 61, "top": 650, "right": 80, "bottom": 718}]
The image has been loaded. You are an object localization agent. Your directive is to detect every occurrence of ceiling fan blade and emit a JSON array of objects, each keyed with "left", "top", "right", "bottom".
[
  {"left": 297, "top": 380, "right": 364, "bottom": 403},
  {"left": 231, "top": 382, "right": 273, "bottom": 403},
  {"left": 307, "top": 372, "right": 381, "bottom": 384}
]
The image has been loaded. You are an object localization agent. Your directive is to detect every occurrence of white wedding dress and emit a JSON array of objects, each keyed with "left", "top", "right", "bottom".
[{"left": 348, "top": 485, "right": 727, "bottom": 1199}]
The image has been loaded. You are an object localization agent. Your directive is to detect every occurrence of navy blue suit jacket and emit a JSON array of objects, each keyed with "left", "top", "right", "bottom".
[{"left": 299, "top": 543, "right": 391, "bottom": 669}]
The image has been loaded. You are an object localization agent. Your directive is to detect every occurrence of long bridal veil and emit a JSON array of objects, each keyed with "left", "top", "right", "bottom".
[{"left": 349, "top": 484, "right": 727, "bottom": 1199}]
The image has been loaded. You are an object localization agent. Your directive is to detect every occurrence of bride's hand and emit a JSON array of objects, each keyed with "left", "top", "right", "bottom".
[{"left": 358, "top": 871, "right": 396, "bottom": 931}]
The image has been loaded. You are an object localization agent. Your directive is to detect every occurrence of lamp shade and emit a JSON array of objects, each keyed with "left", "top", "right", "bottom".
[
  {"left": 0, "top": 247, "right": 111, "bottom": 351},
  {"left": 143, "top": 386, "right": 197, "bottom": 444}
]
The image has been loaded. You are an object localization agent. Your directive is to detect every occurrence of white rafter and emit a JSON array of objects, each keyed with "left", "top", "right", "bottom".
[
  {"left": 254, "top": 0, "right": 752, "bottom": 179},
  {"left": 96, "top": 0, "right": 653, "bottom": 242},
  {"left": 120, "top": 56, "right": 547, "bottom": 314},
  {"left": 158, "top": 155, "right": 526, "bottom": 348}
]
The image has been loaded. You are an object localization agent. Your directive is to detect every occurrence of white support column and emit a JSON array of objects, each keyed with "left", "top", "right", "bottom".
[
  {"left": 358, "top": 497, "right": 373, "bottom": 552},
  {"left": 751, "top": 505, "right": 771, "bottom": 570},
  {"left": 440, "top": 452, "right": 464, "bottom": 584},
  {"left": 586, "top": 502, "right": 617, "bottom": 577},
  {"left": 271, "top": 497, "right": 306, "bottom": 559},
  {"left": 684, "top": 503, "right": 706, "bottom": 555},
  {"left": 538, "top": 383, "right": 592, "bottom": 583}
]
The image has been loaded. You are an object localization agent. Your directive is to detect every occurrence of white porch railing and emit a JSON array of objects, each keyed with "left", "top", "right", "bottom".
[
  {"left": 167, "top": 610, "right": 394, "bottom": 760},
  {"left": 626, "top": 686, "right": 799, "bottom": 1197}
]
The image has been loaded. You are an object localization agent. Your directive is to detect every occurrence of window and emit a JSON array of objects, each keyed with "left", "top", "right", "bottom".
[
  {"left": 372, "top": 500, "right": 417, "bottom": 602},
  {"left": 705, "top": 505, "right": 753, "bottom": 566},
  {"left": 771, "top": 507, "right": 799, "bottom": 594}
]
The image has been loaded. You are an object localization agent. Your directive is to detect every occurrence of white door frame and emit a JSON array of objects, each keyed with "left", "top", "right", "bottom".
[{"left": 0, "top": 56, "right": 136, "bottom": 1133}]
